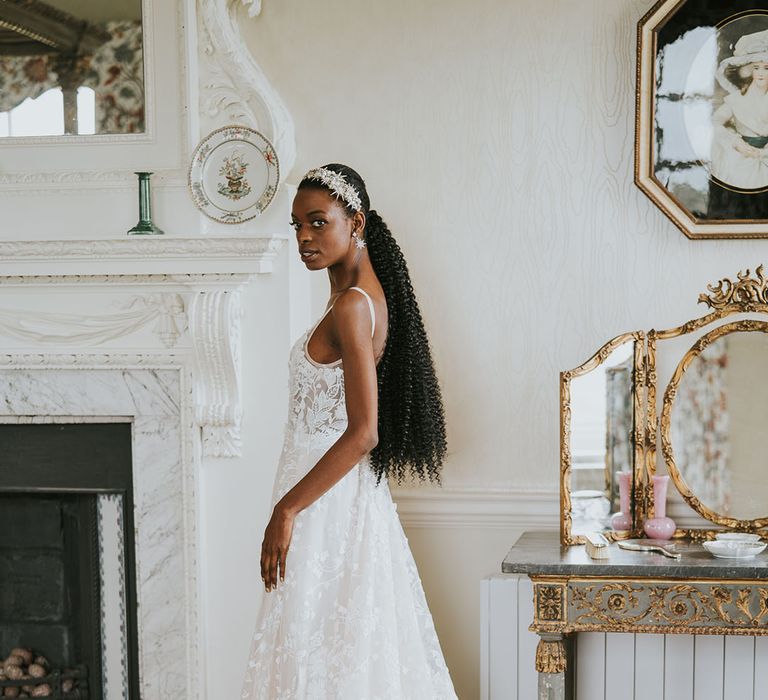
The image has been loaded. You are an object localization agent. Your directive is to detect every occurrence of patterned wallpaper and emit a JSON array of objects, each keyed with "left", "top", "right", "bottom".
[{"left": 240, "top": 0, "right": 768, "bottom": 496}]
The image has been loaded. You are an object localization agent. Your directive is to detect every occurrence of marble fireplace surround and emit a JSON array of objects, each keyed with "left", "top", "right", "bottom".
[
  {"left": 0, "top": 236, "right": 286, "bottom": 699},
  {"left": 0, "top": 364, "right": 192, "bottom": 699}
]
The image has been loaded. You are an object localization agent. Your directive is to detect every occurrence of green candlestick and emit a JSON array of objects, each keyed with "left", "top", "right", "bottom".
[{"left": 127, "top": 171, "right": 165, "bottom": 235}]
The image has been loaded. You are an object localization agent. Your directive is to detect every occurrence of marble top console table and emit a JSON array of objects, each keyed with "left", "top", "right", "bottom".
[{"left": 503, "top": 532, "right": 768, "bottom": 700}]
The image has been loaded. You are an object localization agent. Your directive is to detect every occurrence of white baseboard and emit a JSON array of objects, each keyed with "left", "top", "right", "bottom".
[{"left": 390, "top": 486, "right": 560, "bottom": 530}]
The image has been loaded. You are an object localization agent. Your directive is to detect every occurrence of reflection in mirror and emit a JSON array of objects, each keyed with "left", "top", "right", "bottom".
[
  {"left": 569, "top": 343, "right": 634, "bottom": 535},
  {"left": 670, "top": 330, "right": 768, "bottom": 522},
  {"left": 0, "top": 0, "right": 144, "bottom": 137}
]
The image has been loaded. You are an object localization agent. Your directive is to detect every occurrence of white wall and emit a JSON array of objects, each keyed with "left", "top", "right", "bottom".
[
  {"left": 203, "top": 251, "right": 289, "bottom": 699},
  {"left": 233, "top": 0, "right": 768, "bottom": 698}
]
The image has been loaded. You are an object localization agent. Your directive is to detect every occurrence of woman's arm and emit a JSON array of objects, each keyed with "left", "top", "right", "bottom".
[{"left": 260, "top": 290, "right": 379, "bottom": 591}]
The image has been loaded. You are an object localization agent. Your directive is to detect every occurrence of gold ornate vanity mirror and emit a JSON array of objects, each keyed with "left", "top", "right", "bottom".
[
  {"left": 662, "top": 322, "right": 768, "bottom": 529},
  {"left": 653, "top": 268, "right": 768, "bottom": 537},
  {"left": 561, "top": 265, "right": 768, "bottom": 545},
  {"left": 560, "top": 333, "right": 645, "bottom": 545}
]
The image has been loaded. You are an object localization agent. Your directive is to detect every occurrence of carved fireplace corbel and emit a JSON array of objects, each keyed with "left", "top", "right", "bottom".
[{"left": 189, "top": 288, "right": 244, "bottom": 458}]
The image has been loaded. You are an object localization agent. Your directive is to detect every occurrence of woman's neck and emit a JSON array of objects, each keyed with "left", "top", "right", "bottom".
[{"left": 327, "top": 254, "right": 375, "bottom": 295}]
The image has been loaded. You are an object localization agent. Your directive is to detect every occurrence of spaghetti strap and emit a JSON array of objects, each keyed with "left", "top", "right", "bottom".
[{"left": 348, "top": 286, "right": 376, "bottom": 338}]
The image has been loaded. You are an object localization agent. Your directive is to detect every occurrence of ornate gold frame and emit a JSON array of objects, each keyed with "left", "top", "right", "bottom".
[
  {"left": 531, "top": 575, "right": 768, "bottom": 637},
  {"left": 648, "top": 267, "right": 768, "bottom": 536},
  {"left": 660, "top": 320, "right": 768, "bottom": 530},
  {"left": 560, "top": 332, "right": 645, "bottom": 545},
  {"left": 562, "top": 265, "right": 768, "bottom": 545},
  {"left": 635, "top": 1, "right": 768, "bottom": 238}
]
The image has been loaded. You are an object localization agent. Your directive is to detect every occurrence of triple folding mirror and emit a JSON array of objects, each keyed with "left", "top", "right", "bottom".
[{"left": 561, "top": 266, "right": 768, "bottom": 544}]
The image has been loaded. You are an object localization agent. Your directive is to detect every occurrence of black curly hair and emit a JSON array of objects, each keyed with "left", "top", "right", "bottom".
[{"left": 298, "top": 163, "right": 447, "bottom": 484}]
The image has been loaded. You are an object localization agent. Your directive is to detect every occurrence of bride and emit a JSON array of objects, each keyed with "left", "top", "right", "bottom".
[{"left": 241, "top": 164, "right": 457, "bottom": 699}]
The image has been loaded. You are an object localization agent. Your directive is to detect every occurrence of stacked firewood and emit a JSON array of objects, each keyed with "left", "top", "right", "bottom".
[{"left": 0, "top": 649, "right": 78, "bottom": 698}]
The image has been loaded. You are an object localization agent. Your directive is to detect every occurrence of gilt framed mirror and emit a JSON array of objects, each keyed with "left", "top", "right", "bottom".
[
  {"left": 661, "top": 320, "right": 768, "bottom": 531},
  {"left": 648, "top": 267, "right": 768, "bottom": 537},
  {"left": 561, "top": 266, "right": 768, "bottom": 545},
  {"left": 560, "top": 332, "right": 646, "bottom": 545},
  {"left": 0, "top": 0, "right": 188, "bottom": 184},
  {"left": 0, "top": 0, "right": 145, "bottom": 138}
]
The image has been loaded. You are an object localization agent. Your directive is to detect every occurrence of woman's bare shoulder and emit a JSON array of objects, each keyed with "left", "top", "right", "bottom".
[
  {"left": 330, "top": 289, "right": 374, "bottom": 336},
  {"left": 332, "top": 285, "right": 387, "bottom": 348}
]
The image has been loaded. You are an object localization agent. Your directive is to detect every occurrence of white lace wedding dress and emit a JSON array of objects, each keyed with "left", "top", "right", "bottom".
[{"left": 241, "top": 288, "right": 457, "bottom": 700}]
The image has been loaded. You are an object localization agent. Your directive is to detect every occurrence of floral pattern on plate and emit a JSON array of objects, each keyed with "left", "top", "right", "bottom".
[{"left": 188, "top": 125, "right": 279, "bottom": 223}]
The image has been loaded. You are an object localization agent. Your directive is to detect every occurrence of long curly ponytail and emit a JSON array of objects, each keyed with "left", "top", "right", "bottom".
[{"left": 298, "top": 164, "right": 447, "bottom": 483}]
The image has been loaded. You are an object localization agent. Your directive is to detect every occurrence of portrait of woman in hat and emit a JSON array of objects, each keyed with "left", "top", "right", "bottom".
[{"left": 711, "top": 28, "right": 768, "bottom": 191}]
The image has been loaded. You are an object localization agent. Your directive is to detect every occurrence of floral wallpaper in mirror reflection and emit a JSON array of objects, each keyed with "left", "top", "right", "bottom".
[
  {"left": 606, "top": 357, "right": 634, "bottom": 513},
  {"left": 671, "top": 344, "right": 730, "bottom": 514},
  {"left": 0, "top": 21, "right": 144, "bottom": 135}
]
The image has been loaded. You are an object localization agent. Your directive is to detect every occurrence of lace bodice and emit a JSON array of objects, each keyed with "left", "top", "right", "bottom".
[
  {"left": 289, "top": 330, "right": 348, "bottom": 444},
  {"left": 272, "top": 327, "right": 349, "bottom": 504},
  {"left": 283, "top": 287, "right": 376, "bottom": 456}
]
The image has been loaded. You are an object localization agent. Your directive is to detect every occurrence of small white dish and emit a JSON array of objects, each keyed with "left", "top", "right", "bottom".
[
  {"left": 703, "top": 540, "right": 767, "bottom": 559},
  {"left": 715, "top": 533, "right": 762, "bottom": 544}
]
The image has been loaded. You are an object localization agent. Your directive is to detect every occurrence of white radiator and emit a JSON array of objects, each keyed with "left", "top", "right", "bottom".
[{"left": 481, "top": 575, "right": 768, "bottom": 700}]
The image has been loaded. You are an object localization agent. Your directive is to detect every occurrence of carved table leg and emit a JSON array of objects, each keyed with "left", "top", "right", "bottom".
[{"left": 535, "top": 632, "right": 567, "bottom": 700}]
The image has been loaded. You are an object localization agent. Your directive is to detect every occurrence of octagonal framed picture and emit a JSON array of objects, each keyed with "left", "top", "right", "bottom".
[{"left": 637, "top": 1, "right": 768, "bottom": 238}]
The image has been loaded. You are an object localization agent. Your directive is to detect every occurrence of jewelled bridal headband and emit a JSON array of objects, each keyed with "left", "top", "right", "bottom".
[{"left": 302, "top": 167, "right": 363, "bottom": 212}]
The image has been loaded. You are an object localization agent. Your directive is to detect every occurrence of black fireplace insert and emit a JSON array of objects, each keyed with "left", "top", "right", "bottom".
[{"left": 0, "top": 423, "right": 139, "bottom": 700}]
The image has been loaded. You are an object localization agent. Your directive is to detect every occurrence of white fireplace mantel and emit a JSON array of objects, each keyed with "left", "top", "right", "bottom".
[
  {"left": 0, "top": 235, "right": 286, "bottom": 275},
  {"left": 0, "top": 235, "right": 287, "bottom": 458}
]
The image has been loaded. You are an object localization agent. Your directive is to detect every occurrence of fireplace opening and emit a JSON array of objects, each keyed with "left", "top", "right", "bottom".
[{"left": 0, "top": 424, "right": 138, "bottom": 700}]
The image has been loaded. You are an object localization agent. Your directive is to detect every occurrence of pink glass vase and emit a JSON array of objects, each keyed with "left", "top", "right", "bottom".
[
  {"left": 643, "top": 475, "right": 676, "bottom": 540},
  {"left": 610, "top": 471, "right": 632, "bottom": 531}
]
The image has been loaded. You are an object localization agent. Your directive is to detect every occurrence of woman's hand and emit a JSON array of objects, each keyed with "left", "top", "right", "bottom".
[{"left": 260, "top": 504, "right": 295, "bottom": 592}]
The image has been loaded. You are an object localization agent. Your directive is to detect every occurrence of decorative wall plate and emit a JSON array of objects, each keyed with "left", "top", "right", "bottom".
[{"left": 188, "top": 125, "right": 279, "bottom": 224}]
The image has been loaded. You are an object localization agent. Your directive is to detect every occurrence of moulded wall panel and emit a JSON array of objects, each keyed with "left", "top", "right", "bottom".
[
  {"left": 693, "top": 635, "right": 724, "bottom": 700},
  {"left": 604, "top": 632, "right": 634, "bottom": 700},
  {"left": 665, "top": 635, "right": 695, "bottom": 700},
  {"left": 517, "top": 577, "right": 538, "bottom": 700},
  {"left": 480, "top": 579, "right": 490, "bottom": 700},
  {"left": 754, "top": 637, "right": 768, "bottom": 700},
  {"left": 482, "top": 576, "right": 519, "bottom": 700},
  {"left": 723, "top": 636, "right": 754, "bottom": 700},
  {"left": 576, "top": 633, "right": 605, "bottom": 700},
  {"left": 634, "top": 634, "right": 665, "bottom": 700}
]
